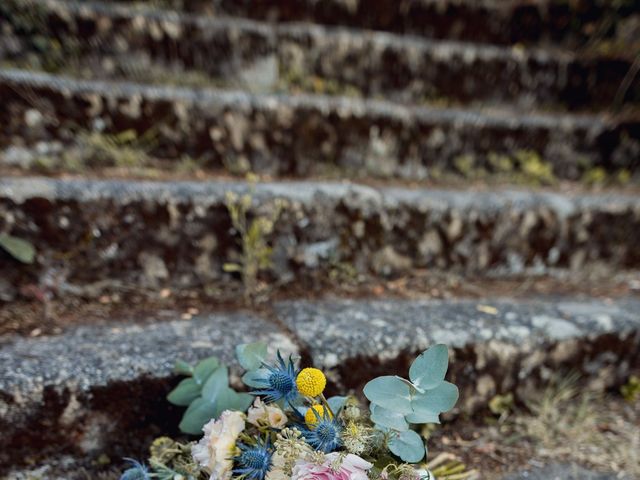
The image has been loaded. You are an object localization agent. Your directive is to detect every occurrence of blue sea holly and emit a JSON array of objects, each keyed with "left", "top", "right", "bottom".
[
  {"left": 119, "top": 458, "right": 150, "bottom": 480},
  {"left": 302, "top": 413, "right": 343, "bottom": 452},
  {"left": 250, "top": 352, "right": 299, "bottom": 403},
  {"left": 234, "top": 439, "right": 273, "bottom": 480}
]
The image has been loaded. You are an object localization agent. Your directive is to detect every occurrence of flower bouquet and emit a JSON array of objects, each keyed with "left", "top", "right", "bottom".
[{"left": 120, "top": 343, "right": 471, "bottom": 480}]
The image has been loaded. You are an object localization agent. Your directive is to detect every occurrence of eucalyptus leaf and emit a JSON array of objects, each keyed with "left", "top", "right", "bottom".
[
  {"left": 210, "top": 388, "right": 236, "bottom": 418},
  {"left": 370, "top": 404, "right": 409, "bottom": 431},
  {"left": 215, "top": 388, "right": 252, "bottom": 416},
  {"left": 327, "top": 396, "right": 348, "bottom": 415},
  {"left": 410, "top": 381, "right": 459, "bottom": 417},
  {"left": 363, "top": 376, "right": 413, "bottom": 414},
  {"left": 388, "top": 430, "right": 426, "bottom": 463},
  {"left": 179, "top": 397, "right": 216, "bottom": 435},
  {"left": 174, "top": 359, "right": 194, "bottom": 376},
  {"left": 236, "top": 342, "right": 268, "bottom": 371},
  {"left": 167, "top": 378, "right": 201, "bottom": 406},
  {"left": 0, "top": 234, "right": 35, "bottom": 264},
  {"left": 405, "top": 409, "right": 440, "bottom": 425},
  {"left": 242, "top": 370, "right": 266, "bottom": 389},
  {"left": 202, "top": 366, "right": 229, "bottom": 402},
  {"left": 409, "top": 344, "right": 449, "bottom": 391},
  {"left": 193, "top": 357, "right": 220, "bottom": 385}
]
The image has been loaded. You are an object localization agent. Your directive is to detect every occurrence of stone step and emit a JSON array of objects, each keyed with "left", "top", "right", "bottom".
[
  {"left": 2, "top": 177, "right": 640, "bottom": 291},
  {"left": 1, "top": 70, "right": 638, "bottom": 182},
  {"left": 275, "top": 297, "right": 640, "bottom": 410},
  {"left": 1, "top": 0, "right": 637, "bottom": 111},
  {"left": 0, "top": 311, "right": 299, "bottom": 468},
  {"left": 83, "top": 0, "right": 640, "bottom": 49},
  {"left": 1, "top": 296, "right": 638, "bottom": 468}
]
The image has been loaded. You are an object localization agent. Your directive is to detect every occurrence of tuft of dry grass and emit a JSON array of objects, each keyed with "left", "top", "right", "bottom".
[{"left": 512, "top": 374, "right": 640, "bottom": 478}]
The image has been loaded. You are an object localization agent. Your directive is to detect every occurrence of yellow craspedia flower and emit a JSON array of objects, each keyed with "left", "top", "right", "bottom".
[
  {"left": 296, "top": 368, "right": 326, "bottom": 397},
  {"left": 305, "top": 404, "right": 332, "bottom": 428}
]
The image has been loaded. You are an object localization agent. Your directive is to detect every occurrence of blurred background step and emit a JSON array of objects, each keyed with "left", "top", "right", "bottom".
[
  {"left": 1, "top": 0, "right": 638, "bottom": 111},
  {"left": 77, "top": 0, "right": 640, "bottom": 50},
  {"left": 2, "top": 177, "right": 640, "bottom": 293},
  {"left": 1, "top": 70, "right": 638, "bottom": 183}
]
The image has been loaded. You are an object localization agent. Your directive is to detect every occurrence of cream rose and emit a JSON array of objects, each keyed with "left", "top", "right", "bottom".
[{"left": 192, "top": 410, "right": 246, "bottom": 480}]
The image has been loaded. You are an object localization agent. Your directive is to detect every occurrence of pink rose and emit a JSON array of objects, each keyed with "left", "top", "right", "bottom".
[{"left": 291, "top": 453, "right": 372, "bottom": 480}]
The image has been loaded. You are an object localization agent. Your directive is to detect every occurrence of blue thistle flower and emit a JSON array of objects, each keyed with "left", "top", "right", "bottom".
[
  {"left": 250, "top": 351, "right": 299, "bottom": 403},
  {"left": 120, "top": 458, "right": 150, "bottom": 480},
  {"left": 233, "top": 438, "right": 273, "bottom": 480},
  {"left": 302, "top": 416, "right": 342, "bottom": 453}
]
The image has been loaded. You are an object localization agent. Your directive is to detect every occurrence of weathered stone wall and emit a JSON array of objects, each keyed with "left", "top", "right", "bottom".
[
  {"left": 1, "top": 0, "right": 637, "bottom": 109},
  {"left": 1, "top": 70, "right": 638, "bottom": 180},
  {"left": 95, "top": 0, "right": 640, "bottom": 48},
  {"left": 2, "top": 178, "right": 640, "bottom": 289}
]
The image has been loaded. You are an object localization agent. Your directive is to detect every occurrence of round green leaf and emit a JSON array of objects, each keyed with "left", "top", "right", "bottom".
[
  {"left": 236, "top": 342, "right": 268, "bottom": 371},
  {"left": 364, "top": 376, "right": 413, "bottom": 414},
  {"left": 371, "top": 404, "right": 409, "bottom": 431},
  {"left": 409, "top": 344, "right": 449, "bottom": 391},
  {"left": 410, "top": 381, "right": 458, "bottom": 417},
  {"left": 388, "top": 430, "right": 426, "bottom": 463},
  {"left": 167, "top": 377, "right": 201, "bottom": 406}
]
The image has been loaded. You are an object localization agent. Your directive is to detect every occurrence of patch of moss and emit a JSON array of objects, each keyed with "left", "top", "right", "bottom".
[
  {"left": 79, "top": 129, "right": 154, "bottom": 168},
  {"left": 621, "top": 375, "right": 640, "bottom": 402},
  {"left": 453, "top": 154, "right": 479, "bottom": 178},
  {"left": 582, "top": 166, "right": 608, "bottom": 185},
  {"left": 452, "top": 150, "right": 556, "bottom": 185},
  {"left": 278, "top": 64, "right": 361, "bottom": 98},
  {"left": 487, "top": 152, "right": 514, "bottom": 173},
  {"left": 18, "top": 128, "right": 210, "bottom": 177},
  {"left": 617, "top": 168, "right": 632, "bottom": 184},
  {"left": 515, "top": 150, "right": 556, "bottom": 185}
]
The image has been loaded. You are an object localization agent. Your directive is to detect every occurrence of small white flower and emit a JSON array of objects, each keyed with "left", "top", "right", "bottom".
[
  {"left": 192, "top": 410, "right": 245, "bottom": 480},
  {"left": 247, "top": 398, "right": 288, "bottom": 429}
]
